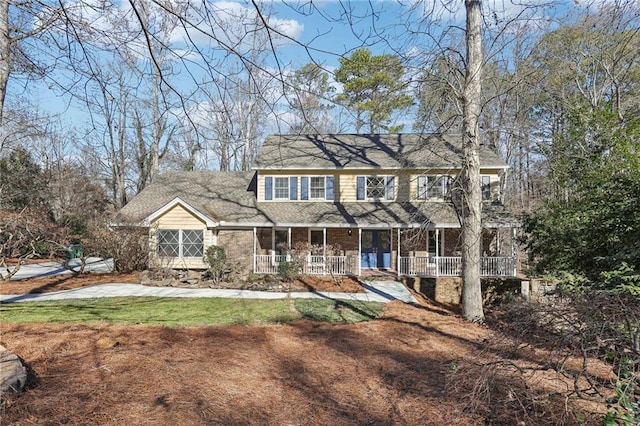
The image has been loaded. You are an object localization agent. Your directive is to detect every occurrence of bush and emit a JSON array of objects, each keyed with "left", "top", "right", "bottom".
[
  {"left": 277, "top": 261, "right": 301, "bottom": 282},
  {"left": 0, "top": 209, "right": 69, "bottom": 264},
  {"left": 204, "top": 245, "right": 228, "bottom": 283},
  {"left": 84, "top": 225, "right": 148, "bottom": 273}
]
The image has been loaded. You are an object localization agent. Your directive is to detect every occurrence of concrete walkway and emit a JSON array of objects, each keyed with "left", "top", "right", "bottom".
[
  {"left": 0, "top": 280, "right": 417, "bottom": 304},
  {"left": 2, "top": 258, "right": 416, "bottom": 304}
]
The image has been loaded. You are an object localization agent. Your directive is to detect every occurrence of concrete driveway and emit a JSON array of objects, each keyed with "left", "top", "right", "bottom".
[
  {"left": 4, "top": 258, "right": 114, "bottom": 281},
  {"left": 0, "top": 280, "right": 416, "bottom": 304}
]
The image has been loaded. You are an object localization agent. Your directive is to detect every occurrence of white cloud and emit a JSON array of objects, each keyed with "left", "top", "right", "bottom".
[
  {"left": 43, "top": 0, "right": 303, "bottom": 63},
  {"left": 411, "top": 0, "right": 557, "bottom": 26},
  {"left": 168, "top": 1, "right": 304, "bottom": 51}
]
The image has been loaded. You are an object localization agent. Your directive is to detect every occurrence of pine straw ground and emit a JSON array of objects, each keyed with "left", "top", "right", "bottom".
[
  {"left": 0, "top": 272, "right": 364, "bottom": 294},
  {"left": 0, "top": 274, "right": 613, "bottom": 425}
]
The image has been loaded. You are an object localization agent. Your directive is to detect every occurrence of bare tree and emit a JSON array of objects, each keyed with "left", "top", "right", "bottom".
[
  {"left": 0, "top": 0, "right": 9, "bottom": 125},
  {"left": 132, "top": 68, "right": 176, "bottom": 191},
  {"left": 127, "top": 0, "right": 183, "bottom": 187},
  {"left": 0, "top": 0, "right": 62, "bottom": 124},
  {"left": 286, "top": 63, "right": 337, "bottom": 134},
  {"left": 77, "top": 61, "right": 135, "bottom": 209}
]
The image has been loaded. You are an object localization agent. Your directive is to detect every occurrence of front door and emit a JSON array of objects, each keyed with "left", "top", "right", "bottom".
[{"left": 361, "top": 230, "right": 391, "bottom": 269}]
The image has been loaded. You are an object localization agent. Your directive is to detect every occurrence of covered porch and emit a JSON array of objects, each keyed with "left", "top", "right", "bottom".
[{"left": 251, "top": 225, "right": 517, "bottom": 278}]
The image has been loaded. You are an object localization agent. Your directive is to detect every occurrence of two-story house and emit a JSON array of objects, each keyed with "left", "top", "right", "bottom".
[{"left": 116, "top": 134, "right": 518, "bottom": 278}]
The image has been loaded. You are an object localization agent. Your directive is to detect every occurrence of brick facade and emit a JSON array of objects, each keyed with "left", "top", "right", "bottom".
[{"left": 217, "top": 229, "right": 254, "bottom": 272}]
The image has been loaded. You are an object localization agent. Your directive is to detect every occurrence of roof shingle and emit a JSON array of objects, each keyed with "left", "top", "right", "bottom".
[
  {"left": 116, "top": 171, "right": 517, "bottom": 228},
  {"left": 253, "top": 133, "right": 507, "bottom": 170}
]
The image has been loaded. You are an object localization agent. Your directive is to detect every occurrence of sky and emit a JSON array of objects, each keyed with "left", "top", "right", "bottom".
[{"left": 10, "top": 0, "right": 591, "bottom": 137}]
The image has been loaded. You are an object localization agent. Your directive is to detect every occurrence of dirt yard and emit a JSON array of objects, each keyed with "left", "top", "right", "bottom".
[
  {"left": 0, "top": 273, "right": 141, "bottom": 295},
  {"left": 0, "top": 273, "right": 364, "bottom": 295},
  {"left": 0, "top": 291, "right": 610, "bottom": 425},
  {"left": 0, "top": 271, "right": 612, "bottom": 425}
]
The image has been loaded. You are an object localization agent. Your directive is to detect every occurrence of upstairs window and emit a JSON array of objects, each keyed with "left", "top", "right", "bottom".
[
  {"left": 300, "top": 176, "right": 335, "bottom": 201},
  {"left": 357, "top": 176, "right": 395, "bottom": 200},
  {"left": 264, "top": 176, "right": 298, "bottom": 200},
  {"left": 417, "top": 175, "right": 452, "bottom": 200},
  {"left": 367, "top": 177, "right": 386, "bottom": 198},
  {"left": 310, "top": 177, "right": 325, "bottom": 199},
  {"left": 157, "top": 229, "right": 203, "bottom": 258},
  {"left": 274, "top": 177, "right": 290, "bottom": 199}
]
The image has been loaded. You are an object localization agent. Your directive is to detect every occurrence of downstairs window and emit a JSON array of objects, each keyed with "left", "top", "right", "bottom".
[{"left": 157, "top": 229, "right": 204, "bottom": 258}]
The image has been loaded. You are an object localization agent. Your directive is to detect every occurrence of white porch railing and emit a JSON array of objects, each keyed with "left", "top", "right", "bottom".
[
  {"left": 254, "top": 255, "right": 358, "bottom": 276},
  {"left": 399, "top": 256, "right": 517, "bottom": 277},
  {"left": 481, "top": 257, "right": 518, "bottom": 277},
  {"left": 255, "top": 254, "right": 516, "bottom": 277},
  {"left": 255, "top": 254, "right": 288, "bottom": 275}
]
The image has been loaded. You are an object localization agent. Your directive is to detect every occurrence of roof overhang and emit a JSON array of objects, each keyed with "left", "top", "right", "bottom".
[
  {"left": 216, "top": 221, "right": 517, "bottom": 229},
  {"left": 252, "top": 165, "right": 510, "bottom": 171}
]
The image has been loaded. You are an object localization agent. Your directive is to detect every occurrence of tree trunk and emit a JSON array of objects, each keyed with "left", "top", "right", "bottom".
[
  {"left": 150, "top": 69, "right": 163, "bottom": 183},
  {"left": 461, "top": 0, "right": 484, "bottom": 323},
  {"left": 0, "top": 0, "right": 9, "bottom": 125}
]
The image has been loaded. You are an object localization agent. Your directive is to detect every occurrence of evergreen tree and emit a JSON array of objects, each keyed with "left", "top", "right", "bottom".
[
  {"left": 0, "top": 147, "right": 47, "bottom": 212},
  {"left": 525, "top": 105, "right": 640, "bottom": 291},
  {"left": 334, "top": 48, "right": 413, "bottom": 133}
]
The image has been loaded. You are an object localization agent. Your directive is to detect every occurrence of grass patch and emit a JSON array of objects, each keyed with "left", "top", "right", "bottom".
[
  {"left": 0, "top": 297, "right": 384, "bottom": 325},
  {"left": 0, "top": 297, "right": 299, "bottom": 326},
  {"left": 294, "top": 299, "right": 384, "bottom": 323}
]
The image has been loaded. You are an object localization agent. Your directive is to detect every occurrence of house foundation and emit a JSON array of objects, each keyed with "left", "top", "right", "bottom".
[{"left": 403, "top": 276, "right": 524, "bottom": 305}]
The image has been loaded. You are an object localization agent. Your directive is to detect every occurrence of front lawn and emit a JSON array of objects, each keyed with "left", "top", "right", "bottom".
[{"left": 0, "top": 297, "right": 384, "bottom": 326}]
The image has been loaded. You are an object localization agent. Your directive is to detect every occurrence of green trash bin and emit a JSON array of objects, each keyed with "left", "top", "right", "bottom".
[{"left": 66, "top": 244, "right": 84, "bottom": 259}]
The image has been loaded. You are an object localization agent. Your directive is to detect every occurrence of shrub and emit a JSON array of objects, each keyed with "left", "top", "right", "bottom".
[
  {"left": 204, "top": 245, "right": 228, "bottom": 283},
  {"left": 84, "top": 225, "right": 148, "bottom": 273},
  {"left": 277, "top": 261, "right": 301, "bottom": 282},
  {"left": 0, "top": 209, "right": 71, "bottom": 280}
]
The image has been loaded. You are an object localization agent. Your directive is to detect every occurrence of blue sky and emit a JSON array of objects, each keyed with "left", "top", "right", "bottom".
[
  {"left": 17, "top": 1, "right": 415, "bottom": 125},
  {"left": 14, "top": 0, "right": 585, "bottom": 131},
  {"left": 272, "top": 1, "right": 408, "bottom": 66}
]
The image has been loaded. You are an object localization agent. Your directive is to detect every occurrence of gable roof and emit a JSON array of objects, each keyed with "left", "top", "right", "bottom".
[
  {"left": 253, "top": 133, "right": 508, "bottom": 170},
  {"left": 115, "top": 171, "right": 261, "bottom": 225},
  {"left": 145, "top": 197, "right": 219, "bottom": 227}
]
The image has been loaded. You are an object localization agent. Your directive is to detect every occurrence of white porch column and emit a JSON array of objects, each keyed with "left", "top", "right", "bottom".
[
  {"left": 435, "top": 229, "right": 441, "bottom": 277},
  {"left": 358, "top": 228, "right": 362, "bottom": 276},
  {"left": 287, "top": 227, "right": 292, "bottom": 262},
  {"left": 323, "top": 227, "right": 327, "bottom": 275},
  {"left": 396, "top": 228, "right": 401, "bottom": 276},
  {"left": 253, "top": 227, "right": 257, "bottom": 273},
  {"left": 323, "top": 228, "right": 327, "bottom": 255},
  {"left": 511, "top": 227, "right": 517, "bottom": 276}
]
